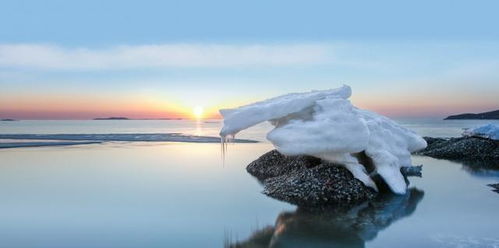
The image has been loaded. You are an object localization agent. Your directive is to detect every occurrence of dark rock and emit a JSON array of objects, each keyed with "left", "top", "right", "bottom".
[
  {"left": 401, "top": 165, "right": 423, "bottom": 177},
  {"left": 263, "top": 164, "right": 377, "bottom": 206},
  {"left": 417, "top": 136, "right": 499, "bottom": 161},
  {"left": 246, "top": 150, "right": 321, "bottom": 180},
  {"left": 246, "top": 150, "right": 421, "bottom": 207},
  {"left": 247, "top": 150, "right": 376, "bottom": 206}
]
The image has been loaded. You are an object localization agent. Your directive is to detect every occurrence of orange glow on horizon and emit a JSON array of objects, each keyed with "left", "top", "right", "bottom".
[
  {"left": 1, "top": 91, "right": 497, "bottom": 120},
  {"left": 0, "top": 93, "right": 227, "bottom": 120}
]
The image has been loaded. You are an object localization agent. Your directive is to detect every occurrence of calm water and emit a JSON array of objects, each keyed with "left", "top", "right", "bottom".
[{"left": 0, "top": 119, "right": 498, "bottom": 247}]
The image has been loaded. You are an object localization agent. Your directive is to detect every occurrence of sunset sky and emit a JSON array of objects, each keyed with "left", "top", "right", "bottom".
[{"left": 1, "top": 0, "right": 498, "bottom": 119}]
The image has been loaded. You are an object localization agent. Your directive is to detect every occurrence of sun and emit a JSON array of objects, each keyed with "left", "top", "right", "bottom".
[{"left": 193, "top": 106, "right": 204, "bottom": 119}]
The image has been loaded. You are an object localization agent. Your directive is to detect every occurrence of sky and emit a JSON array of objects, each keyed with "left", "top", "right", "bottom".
[{"left": 1, "top": 0, "right": 498, "bottom": 119}]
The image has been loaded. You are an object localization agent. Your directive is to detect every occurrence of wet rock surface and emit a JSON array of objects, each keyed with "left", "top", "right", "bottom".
[
  {"left": 247, "top": 150, "right": 420, "bottom": 207},
  {"left": 417, "top": 136, "right": 499, "bottom": 161},
  {"left": 263, "top": 164, "right": 377, "bottom": 206},
  {"left": 246, "top": 150, "right": 322, "bottom": 180}
]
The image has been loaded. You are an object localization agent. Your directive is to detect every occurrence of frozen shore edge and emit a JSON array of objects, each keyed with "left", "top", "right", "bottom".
[
  {"left": 0, "top": 141, "right": 103, "bottom": 149},
  {"left": 0, "top": 133, "right": 257, "bottom": 149}
]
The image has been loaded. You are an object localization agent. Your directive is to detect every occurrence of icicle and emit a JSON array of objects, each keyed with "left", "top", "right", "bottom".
[{"left": 220, "top": 134, "right": 235, "bottom": 167}]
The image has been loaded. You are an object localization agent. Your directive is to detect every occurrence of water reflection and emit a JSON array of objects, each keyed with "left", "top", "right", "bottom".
[
  {"left": 194, "top": 120, "right": 203, "bottom": 136},
  {"left": 457, "top": 160, "right": 499, "bottom": 179},
  {"left": 489, "top": 183, "right": 499, "bottom": 194},
  {"left": 229, "top": 188, "right": 424, "bottom": 248}
]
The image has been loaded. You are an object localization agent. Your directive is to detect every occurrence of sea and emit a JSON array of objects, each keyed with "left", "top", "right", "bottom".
[{"left": 0, "top": 118, "right": 498, "bottom": 247}]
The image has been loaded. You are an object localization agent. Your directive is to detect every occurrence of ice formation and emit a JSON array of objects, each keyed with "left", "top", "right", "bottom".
[
  {"left": 219, "top": 85, "right": 427, "bottom": 194},
  {"left": 0, "top": 133, "right": 256, "bottom": 144},
  {"left": 462, "top": 123, "right": 499, "bottom": 140}
]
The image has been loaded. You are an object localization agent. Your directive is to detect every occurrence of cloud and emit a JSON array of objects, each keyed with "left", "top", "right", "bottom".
[{"left": 0, "top": 44, "right": 330, "bottom": 70}]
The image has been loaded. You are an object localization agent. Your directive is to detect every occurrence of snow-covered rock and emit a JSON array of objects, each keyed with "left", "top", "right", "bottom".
[
  {"left": 463, "top": 123, "right": 499, "bottom": 140},
  {"left": 219, "top": 85, "right": 427, "bottom": 194}
]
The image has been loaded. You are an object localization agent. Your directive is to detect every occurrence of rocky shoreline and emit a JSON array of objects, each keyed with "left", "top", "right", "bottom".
[{"left": 417, "top": 136, "right": 499, "bottom": 161}]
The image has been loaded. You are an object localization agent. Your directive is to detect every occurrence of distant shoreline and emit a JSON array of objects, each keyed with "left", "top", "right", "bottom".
[
  {"left": 93, "top": 117, "right": 129, "bottom": 120},
  {"left": 444, "top": 109, "right": 499, "bottom": 120},
  {"left": 93, "top": 117, "right": 184, "bottom": 120}
]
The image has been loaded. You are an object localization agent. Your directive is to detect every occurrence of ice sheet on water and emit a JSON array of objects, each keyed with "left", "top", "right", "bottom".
[
  {"left": 0, "top": 133, "right": 257, "bottom": 144},
  {"left": 0, "top": 141, "right": 102, "bottom": 149}
]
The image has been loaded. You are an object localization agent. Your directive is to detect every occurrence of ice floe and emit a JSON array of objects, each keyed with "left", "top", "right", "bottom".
[
  {"left": 0, "top": 141, "right": 102, "bottom": 149},
  {"left": 0, "top": 133, "right": 257, "bottom": 149}
]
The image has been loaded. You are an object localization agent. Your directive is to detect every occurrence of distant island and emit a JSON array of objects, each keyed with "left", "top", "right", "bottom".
[
  {"left": 444, "top": 109, "right": 499, "bottom": 120},
  {"left": 0, "top": 118, "right": 17, "bottom": 121},
  {"left": 143, "top": 118, "right": 184, "bottom": 120},
  {"left": 93, "top": 117, "right": 130, "bottom": 120},
  {"left": 93, "top": 117, "right": 184, "bottom": 120}
]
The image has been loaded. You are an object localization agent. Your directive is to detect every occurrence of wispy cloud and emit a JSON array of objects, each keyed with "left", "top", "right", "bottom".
[{"left": 0, "top": 44, "right": 330, "bottom": 70}]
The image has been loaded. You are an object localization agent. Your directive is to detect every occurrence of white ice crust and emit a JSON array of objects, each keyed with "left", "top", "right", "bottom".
[
  {"left": 219, "top": 85, "right": 427, "bottom": 194},
  {"left": 463, "top": 123, "right": 499, "bottom": 140}
]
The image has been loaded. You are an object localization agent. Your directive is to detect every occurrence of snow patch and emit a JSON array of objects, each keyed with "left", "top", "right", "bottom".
[
  {"left": 463, "top": 123, "right": 499, "bottom": 140},
  {"left": 219, "top": 85, "right": 427, "bottom": 194}
]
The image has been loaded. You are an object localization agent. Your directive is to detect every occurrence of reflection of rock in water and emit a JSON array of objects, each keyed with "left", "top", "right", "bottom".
[
  {"left": 457, "top": 160, "right": 499, "bottom": 179},
  {"left": 229, "top": 188, "right": 424, "bottom": 248},
  {"left": 420, "top": 150, "right": 499, "bottom": 193},
  {"left": 488, "top": 183, "right": 499, "bottom": 193}
]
